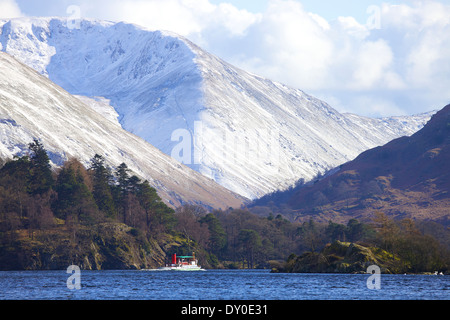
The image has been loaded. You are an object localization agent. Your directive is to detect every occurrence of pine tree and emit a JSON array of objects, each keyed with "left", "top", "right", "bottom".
[
  {"left": 54, "top": 165, "right": 78, "bottom": 219},
  {"left": 238, "top": 229, "right": 262, "bottom": 268},
  {"left": 138, "top": 180, "right": 176, "bottom": 234},
  {"left": 200, "top": 213, "right": 227, "bottom": 255},
  {"left": 90, "top": 154, "right": 116, "bottom": 218},
  {"left": 54, "top": 160, "right": 99, "bottom": 224},
  {"left": 116, "top": 163, "right": 130, "bottom": 190},
  {"left": 27, "top": 139, "right": 54, "bottom": 195},
  {"left": 136, "top": 180, "right": 161, "bottom": 229},
  {"left": 115, "top": 162, "right": 131, "bottom": 224}
]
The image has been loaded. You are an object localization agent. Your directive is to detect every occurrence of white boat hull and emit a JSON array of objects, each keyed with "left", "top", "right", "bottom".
[
  {"left": 158, "top": 253, "right": 205, "bottom": 271},
  {"left": 158, "top": 266, "right": 205, "bottom": 271}
]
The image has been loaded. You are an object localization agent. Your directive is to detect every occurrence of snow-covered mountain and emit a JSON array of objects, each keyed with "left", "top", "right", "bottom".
[
  {"left": 0, "top": 17, "right": 434, "bottom": 199},
  {"left": 0, "top": 50, "right": 246, "bottom": 210}
]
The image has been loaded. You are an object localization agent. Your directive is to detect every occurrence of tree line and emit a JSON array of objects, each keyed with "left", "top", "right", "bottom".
[
  {"left": 173, "top": 205, "right": 449, "bottom": 272},
  {"left": 1, "top": 140, "right": 448, "bottom": 272},
  {"left": 0, "top": 140, "right": 175, "bottom": 242}
]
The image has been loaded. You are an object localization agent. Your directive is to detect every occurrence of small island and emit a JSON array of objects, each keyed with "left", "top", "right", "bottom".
[
  {"left": 272, "top": 240, "right": 448, "bottom": 274},
  {"left": 272, "top": 241, "right": 399, "bottom": 274}
]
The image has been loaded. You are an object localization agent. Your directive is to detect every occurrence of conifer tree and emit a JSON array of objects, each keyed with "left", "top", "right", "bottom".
[
  {"left": 54, "top": 160, "right": 98, "bottom": 224},
  {"left": 115, "top": 162, "right": 131, "bottom": 224},
  {"left": 136, "top": 179, "right": 176, "bottom": 235},
  {"left": 90, "top": 154, "right": 116, "bottom": 218},
  {"left": 136, "top": 180, "right": 162, "bottom": 229},
  {"left": 27, "top": 139, "right": 54, "bottom": 195},
  {"left": 116, "top": 163, "right": 131, "bottom": 193},
  {"left": 200, "top": 213, "right": 227, "bottom": 255}
]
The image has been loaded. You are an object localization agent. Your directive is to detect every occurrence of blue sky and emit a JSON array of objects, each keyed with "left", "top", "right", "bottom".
[
  {"left": 1, "top": 0, "right": 450, "bottom": 117},
  {"left": 210, "top": 0, "right": 399, "bottom": 22},
  {"left": 16, "top": 0, "right": 402, "bottom": 24}
]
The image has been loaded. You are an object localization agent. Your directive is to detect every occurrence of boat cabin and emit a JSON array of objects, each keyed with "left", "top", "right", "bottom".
[{"left": 169, "top": 253, "right": 198, "bottom": 267}]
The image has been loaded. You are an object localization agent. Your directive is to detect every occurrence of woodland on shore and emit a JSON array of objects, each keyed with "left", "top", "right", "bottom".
[{"left": 0, "top": 141, "right": 449, "bottom": 273}]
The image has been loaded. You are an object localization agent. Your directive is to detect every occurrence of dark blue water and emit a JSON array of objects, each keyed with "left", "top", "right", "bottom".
[{"left": 0, "top": 269, "right": 448, "bottom": 300}]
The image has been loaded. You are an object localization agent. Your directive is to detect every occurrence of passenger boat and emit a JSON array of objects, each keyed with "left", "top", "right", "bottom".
[{"left": 158, "top": 253, "right": 205, "bottom": 271}]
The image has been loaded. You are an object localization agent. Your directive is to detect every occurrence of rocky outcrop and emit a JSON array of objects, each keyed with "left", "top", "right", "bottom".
[
  {"left": 0, "top": 222, "right": 170, "bottom": 270},
  {"left": 275, "top": 241, "right": 404, "bottom": 274}
]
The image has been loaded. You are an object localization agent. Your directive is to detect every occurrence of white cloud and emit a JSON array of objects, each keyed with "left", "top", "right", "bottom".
[
  {"left": 213, "top": 0, "right": 450, "bottom": 117},
  {"left": 82, "top": 0, "right": 208, "bottom": 35},
  {"left": 334, "top": 16, "right": 369, "bottom": 39},
  {"left": 350, "top": 39, "right": 394, "bottom": 90},
  {"left": 77, "top": 0, "right": 259, "bottom": 38},
  {"left": 245, "top": 0, "right": 334, "bottom": 89},
  {"left": 214, "top": 2, "right": 261, "bottom": 36},
  {"left": 0, "top": 0, "right": 23, "bottom": 18}
]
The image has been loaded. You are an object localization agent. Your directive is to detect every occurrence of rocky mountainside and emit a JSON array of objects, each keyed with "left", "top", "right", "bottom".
[
  {"left": 275, "top": 104, "right": 450, "bottom": 225},
  {"left": 0, "top": 51, "right": 246, "bottom": 210},
  {"left": 0, "top": 17, "right": 434, "bottom": 199}
]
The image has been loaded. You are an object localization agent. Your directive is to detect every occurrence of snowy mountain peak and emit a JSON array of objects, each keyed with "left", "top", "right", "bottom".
[
  {"left": 0, "top": 17, "right": 434, "bottom": 199},
  {"left": 0, "top": 50, "right": 246, "bottom": 209}
]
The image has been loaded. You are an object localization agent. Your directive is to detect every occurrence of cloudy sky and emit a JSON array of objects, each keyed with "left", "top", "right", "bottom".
[{"left": 1, "top": 0, "right": 449, "bottom": 117}]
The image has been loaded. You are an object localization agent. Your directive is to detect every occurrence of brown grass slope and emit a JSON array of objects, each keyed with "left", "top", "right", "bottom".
[{"left": 288, "top": 104, "right": 450, "bottom": 225}]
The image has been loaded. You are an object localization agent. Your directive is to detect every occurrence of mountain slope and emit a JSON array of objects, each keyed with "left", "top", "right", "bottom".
[
  {"left": 0, "top": 17, "right": 434, "bottom": 199},
  {"left": 270, "top": 104, "right": 450, "bottom": 225},
  {"left": 0, "top": 51, "right": 246, "bottom": 210}
]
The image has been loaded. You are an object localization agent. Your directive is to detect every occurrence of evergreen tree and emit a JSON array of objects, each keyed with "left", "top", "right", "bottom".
[
  {"left": 136, "top": 180, "right": 176, "bottom": 234},
  {"left": 200, "top": 213, "right": 227, "bottom": 255},
  {"left": 128, "top": 175, "right": 141, "bottom": 194},
  {"left": 326, "top": 221, "right": 347, "bottom": 242},
  {"left": 137, "top": 180, "right": 160, "bottom": 229},
  {"left": 54, "top": 165, "right": 78, "bottom": 219},
  {"left": 27, "top": 139, "right": 54, "bottom": 195},
  {"left": 90, "top": 154, "right": 116, "bottom": 218},
  {"left": 54, "top": 160, "right": 98, "bottom": 224},
  {"left": 238, "top": 229, "right": 262, "bottom": 268},
  {"left": 116, "top": 163, "right": 131, "bottom": 195},
  {"left": 152, "top": 201, "right": 176, "bottom": 235},
  {"left": 115, "top": 162, "right": 131, "bottom": 224}
]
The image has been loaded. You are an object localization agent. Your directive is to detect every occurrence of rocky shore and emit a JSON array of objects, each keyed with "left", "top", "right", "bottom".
[
  {"left": 272, "top": 241, "right": 410, "bottom": 274},
  {"left": 0, "top": 222, "right": 169, "bottom": 270}
]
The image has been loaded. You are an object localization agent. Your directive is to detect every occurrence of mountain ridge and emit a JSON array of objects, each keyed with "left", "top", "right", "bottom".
[
  {"left": 255, "top": 104, "right": 450, "bottom": 225},
  {"left": 0, "top": 17, "right": 434, "bottom": 199},
  {"left": 0, "top": 50, "right": 247, "bottom": 210}
]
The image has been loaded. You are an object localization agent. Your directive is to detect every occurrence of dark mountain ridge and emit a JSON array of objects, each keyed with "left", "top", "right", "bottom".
[{"left": 252, "top": 104, "right": 450, "bottom": 226}]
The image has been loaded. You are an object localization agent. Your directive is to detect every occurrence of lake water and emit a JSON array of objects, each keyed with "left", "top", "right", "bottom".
[{"left": 0, "top": 269, "right": 448, "bottom": 300}]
